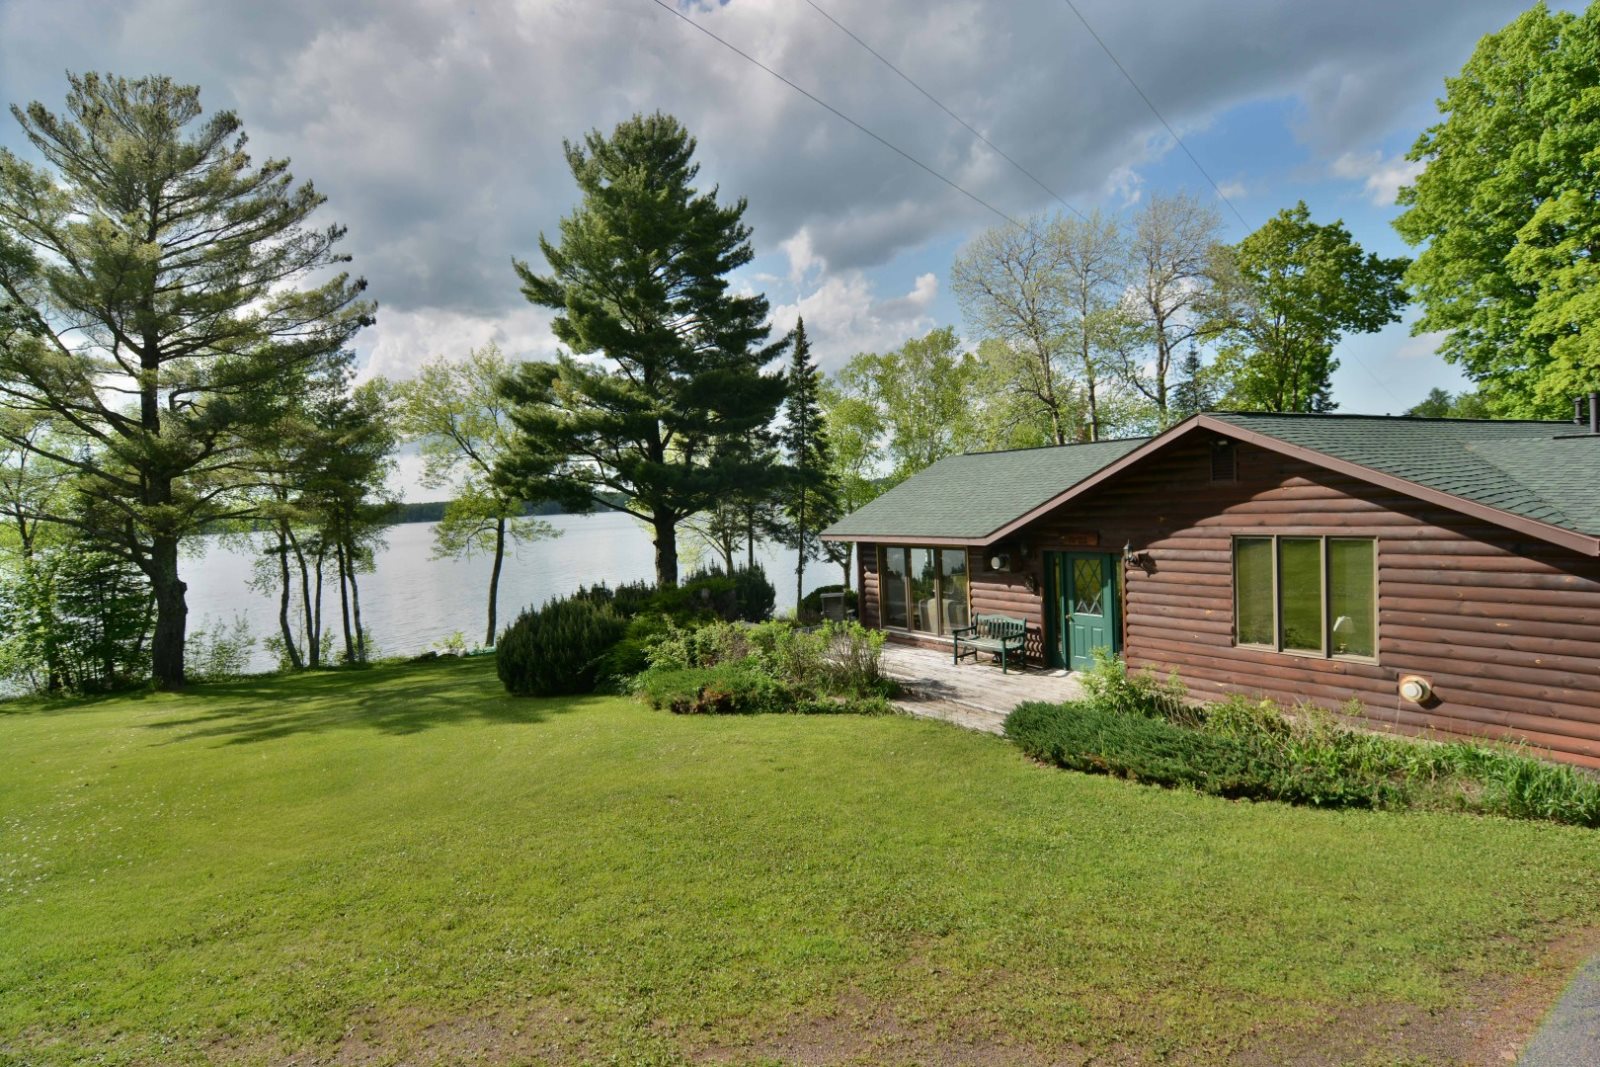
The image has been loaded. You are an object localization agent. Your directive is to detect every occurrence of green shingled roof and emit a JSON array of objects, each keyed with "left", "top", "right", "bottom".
[
  {"left": 821, "top": 437, "right": 1148, "bottom": 541},
  {"left": 823, "top": 413, "right": 1600, "bottom": 545},
  {"left": 1209, "top": 413, "right": 1600, "bottom": 536}
]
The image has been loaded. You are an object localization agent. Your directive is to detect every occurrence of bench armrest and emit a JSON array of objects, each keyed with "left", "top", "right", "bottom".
[{"left": 951, "top": 623, "right": 978, "bottom": 639}]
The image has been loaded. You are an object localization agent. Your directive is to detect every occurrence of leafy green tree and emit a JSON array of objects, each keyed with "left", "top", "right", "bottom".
[
  {"left": 1395, "top": 4, "right": 1600, "bottom": 416},
  {"left": 777, "top": 318, "right": 842, "bottom": 608},
  {"left": 395, "top": 345, "right": 557, "bottom": 647},
  {"left": 302, "top": 383, "right": 396, "bottom": 662},
  {"left": 831, "top": 328, "right": 983, "bottom": 485},
  {"left": 0, "top": 540, "right": 152, "bottom": 694},
  {"left": 1207, "top": 202, "right": 1407, "bottom": 413},
  {"left": 0, "top": 73, "right": 371, "bottom": 687},
  {"left": 1405, "top": 387, "right": 1491, "bottom": 419},
  {"left": 818, "top": 377, "right": 886, "bottom": 591},
  {"left": 500, "top": 113, "right": 787, "bottom": 587}
]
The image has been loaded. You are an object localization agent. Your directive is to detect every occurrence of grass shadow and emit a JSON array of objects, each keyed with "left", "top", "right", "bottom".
[{"left": 140, "top": 656, "right": 601, "bottom": 745}]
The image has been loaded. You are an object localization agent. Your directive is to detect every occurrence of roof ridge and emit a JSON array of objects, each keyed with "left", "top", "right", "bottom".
[
  {"left": 1208, "top": 409, "right": 1567, "bottom": 427},
  {"left": 959, "top": 435, "right": 1152, "bottom": 458}
]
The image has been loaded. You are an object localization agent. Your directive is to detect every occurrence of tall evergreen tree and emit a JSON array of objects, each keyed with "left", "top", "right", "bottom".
[
  {"left": 0, "top": 73, "right": 371, "bottom": 687},
  {"left": 778, "top": 318, "right": 841, "bottom": 609},
  {"left": 1169, "top": 345, "right": 1215, "bottom": 420},
  {"left": 499, "top": 113, "right": 787, "bottom": 587}
]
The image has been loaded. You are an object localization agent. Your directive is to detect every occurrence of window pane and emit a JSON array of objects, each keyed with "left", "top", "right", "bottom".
[
  {"left": 882, "top": 547, "right": 908, "bottom": 628},
  {"left": 909, "top": 548, "right": 937, "bottom": 632},
  {"left": 1234, "top": 539, "right": 1274, "bottom": 646},
  {"left": 1278, "top": 538, "right": 1324, "bottom": 652},
  {"left": 1328, "top": 540, "right": 1376, "bottom": 658},
  {"left": 940, "top": 549, "right": 969, "bottom": 633}
]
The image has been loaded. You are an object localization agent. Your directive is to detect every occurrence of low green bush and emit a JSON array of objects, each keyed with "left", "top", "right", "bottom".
[
  {"left": 1005, "top": 701, "right": 1398, "bottom": 809},
  {"left": 797, "top": 584, "right": 859, "bottom": 622},
  {"left": 1078, "top": 648, "right": 1195, "bottom": 724},
  {"left": 1011, "top": 670, "right": 1600, "bottom": 826},
  {"left": 637, "top": 660, "right": 788, "bottom": 714},
  {"left": 632, "top": 618, "right": 892, "bottom": 715},
  {"left": 497, "top": 595, "right": 628, "bottom": 697}
]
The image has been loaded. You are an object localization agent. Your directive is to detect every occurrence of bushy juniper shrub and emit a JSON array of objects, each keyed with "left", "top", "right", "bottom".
[
  {"left": 1019, "top": 655, "right": 1600, "bottom": 826},
  {"left": 574, "top": 565, "right": 775, "bottom": 625},
  {"left": 497, "top": 595, "right": 628, "bottom": 696}
]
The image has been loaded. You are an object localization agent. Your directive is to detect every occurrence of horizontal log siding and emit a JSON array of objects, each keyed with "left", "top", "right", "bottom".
[
  {"left": 858, "top": 542, "right": 880, "bottom": 629},
  {"left": 1008, "top": 437, "right": 1600, "bottom": 768}
]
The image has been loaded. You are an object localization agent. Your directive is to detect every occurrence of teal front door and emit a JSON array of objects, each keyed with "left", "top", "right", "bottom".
[{"left": 1048, "top": 552, "right": 1119, "bottom": 670}]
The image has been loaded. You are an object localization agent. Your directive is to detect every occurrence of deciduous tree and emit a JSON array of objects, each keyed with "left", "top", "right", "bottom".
[
  {"left": 1395, "top": 4, "right": 1600, "bottom": 416},
  {"left": 395, "top": 344, "right": 557, "bottom": 647},
  {"left": 1206, "top": 202, "right": 1407, "bottom": 413}
]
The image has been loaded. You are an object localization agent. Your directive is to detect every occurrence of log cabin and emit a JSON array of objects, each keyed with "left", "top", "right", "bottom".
[{"left": 821, "top": 410, "right": 1600, "bottom": 768}]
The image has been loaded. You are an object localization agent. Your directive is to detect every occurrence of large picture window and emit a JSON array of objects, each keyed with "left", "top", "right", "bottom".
[
  {"left": 1233, "top": 537, "right": 1375, "bottom": 660},
  {"left": 878, "top": 546, "right": 970, "bottom": 636}
]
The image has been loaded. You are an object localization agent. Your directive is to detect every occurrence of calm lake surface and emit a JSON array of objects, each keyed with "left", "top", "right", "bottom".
[{"left": 185, "top": 511, "right": 813, "bottom": 673}]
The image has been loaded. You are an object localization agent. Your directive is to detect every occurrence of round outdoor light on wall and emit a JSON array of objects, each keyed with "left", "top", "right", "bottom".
[
  {"left": 1398, "top": 675, "right": 1433, "bottom": 704},
  {"left": 988, "top": 552, "right": 1011, "bottom": 572}
]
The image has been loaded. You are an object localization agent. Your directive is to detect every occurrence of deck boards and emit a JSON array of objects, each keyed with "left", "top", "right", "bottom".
[{"left": 879, "top": 644, "right": 1084, "bottom": 734}]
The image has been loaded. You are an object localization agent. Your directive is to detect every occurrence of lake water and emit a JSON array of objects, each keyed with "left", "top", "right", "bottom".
[{"left": 185, "top": 512, "right": 819, "bottom": 672}]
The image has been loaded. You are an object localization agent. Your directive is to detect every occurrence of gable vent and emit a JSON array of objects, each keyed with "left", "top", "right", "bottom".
[{"left": 1210, "top": 439, "right": 1237, "bottom": 482}]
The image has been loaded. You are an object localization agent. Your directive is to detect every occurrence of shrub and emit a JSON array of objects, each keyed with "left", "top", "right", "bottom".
[
  {"left": 1005, "top": 701, "right": 1400, "bottom": 809},
  {"left": 575, "top": 566, "right": 774, "bottom": 625},
  {"left": 497, "top": 595, "right": 627, "bottom": 696},
  {"left": 798, "top": 584, "right": 859, "bottom": 622},
  {"left": 185, "top": 615, "right": 257, "bottom": 682},
  {"left": 820, "top": 620, "right": 888, "bottom": 697},
  {"left": 596, "top": 613, "right": 674, "bottom": 687},
  {"left": 638, "top": 660, "right": 788, "bottom": 714},
  {"left": 1078, "top": 648, "right": 1193, "bottom": 724}
]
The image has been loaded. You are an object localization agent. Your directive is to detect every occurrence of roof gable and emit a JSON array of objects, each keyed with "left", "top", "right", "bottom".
[{"left": 820, "top": 437, "right": 1148, "bottom": 542}]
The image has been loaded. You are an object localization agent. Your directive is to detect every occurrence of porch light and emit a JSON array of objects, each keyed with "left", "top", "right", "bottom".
[{"left": 1122, "top": 542, "right": 1146, "bottom": 567}]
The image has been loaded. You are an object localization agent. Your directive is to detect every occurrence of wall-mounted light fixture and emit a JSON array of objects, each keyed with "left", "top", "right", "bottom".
[
  {"left": 1024, "top": 574, "right": 1041, "bottom": 595},
  {"left": 1122, "top": 541, "right": 1147, "bottom": 567}
]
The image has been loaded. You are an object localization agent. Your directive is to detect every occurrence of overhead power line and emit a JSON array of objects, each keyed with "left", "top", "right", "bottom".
[
  {"left": 802, "top": 0, "right": 1087, "bottom": 223},
  {"left": 645, "top": 0, "right": 1022, "bottom": 228},
  {"left": 1060, "top": 0, "right": 1249, "bottom": 229}
]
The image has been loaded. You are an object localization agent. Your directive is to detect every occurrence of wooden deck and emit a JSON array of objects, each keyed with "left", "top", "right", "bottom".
[{"left": 879, "top": 643, "right": 1085, "bottom": 735}]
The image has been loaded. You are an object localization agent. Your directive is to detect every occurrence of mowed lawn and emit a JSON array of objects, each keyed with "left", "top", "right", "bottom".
[{"left": 3, "top": 657, "right": 1599, "bottom": 1066}]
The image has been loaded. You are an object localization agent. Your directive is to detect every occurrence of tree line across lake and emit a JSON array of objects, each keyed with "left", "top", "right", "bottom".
[{"left": 2, "top": 3, "right": 1596, "bottom": 691}]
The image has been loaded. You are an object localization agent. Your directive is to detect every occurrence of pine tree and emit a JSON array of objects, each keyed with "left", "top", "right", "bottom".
[
  {"left": 1169, "top": 345, "right": 1215, "bottom": 420},
  {"left": 779, "top": 318, "right": 842, "bottom": 610},
  {"left": 500, "top": 113, "right": 788, "bottom": 587}
]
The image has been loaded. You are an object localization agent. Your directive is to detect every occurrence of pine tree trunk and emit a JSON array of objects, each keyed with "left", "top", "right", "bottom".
[
  {"left": 335, "top": 539, "right": 355, "bottom": 663},
  {"left": 652, "top": 513, "right": 679, "bottom": 587},
  {"left": 276, "top": 522, "right": 303, "bottom": 670},
  {"left": 745, "top": 508, "right": 755, "bottom": 571},
  {"left": 486, "top": 515, "right": 506, "bottom": 648},
  {"left": 148, "top": 533, "right": 188, "bottom": 690},
  {"left": 288, "top": 529, "right": 316, "bottom": 668},
  {"left": 347, "top": 540, "right": 366, "bottom": 663},
  {"left": 311, "top": 545, "right": 326, "bottom": 668}
]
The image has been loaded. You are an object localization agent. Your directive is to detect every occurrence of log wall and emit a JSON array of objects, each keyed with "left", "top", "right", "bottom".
[{"left": 859, "top": 436, "right": 1600, "bottom": 768}]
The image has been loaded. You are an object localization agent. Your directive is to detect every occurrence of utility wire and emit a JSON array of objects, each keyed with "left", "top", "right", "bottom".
[
  {"left": 803, "top": 0, "right": 1087, "bottom": 223},
  {"left": 645, "top": 0, "right": 1021, "bottom": 228},
  {"left": 1060, "top": 0, "right": 1249, "bottom": 229},
  {"left": 1057, "top": 1, "right": 1404, "bottom": 409}
]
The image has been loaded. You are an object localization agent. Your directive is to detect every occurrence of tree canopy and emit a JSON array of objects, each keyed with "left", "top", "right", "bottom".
[
  {"left": 500, "top": 112, "right": 787, "bottom": 586},
  {"left": 0, "top": 72, "right": 371, "bottom": 687},
  {"left": 1395, "top": 2, "right": 1600, "bottom": 416},
  {"left": 1208, "top": 202, "right": 1407, "bottom": 413}
]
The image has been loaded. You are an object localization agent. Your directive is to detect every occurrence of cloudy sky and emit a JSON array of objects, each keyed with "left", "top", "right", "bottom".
[{"left": 0, "top": 0, "right": 1572, "bottom": 419}]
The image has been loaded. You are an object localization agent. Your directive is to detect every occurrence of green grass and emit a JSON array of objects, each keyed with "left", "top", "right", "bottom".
[{"left": 2, "top": 657, "right": 1598, "bottom": 1065}]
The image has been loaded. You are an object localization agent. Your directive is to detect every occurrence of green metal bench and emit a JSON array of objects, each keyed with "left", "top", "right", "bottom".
[{"left": 951, "top": 613, "right": 1028, "bottom": 674}]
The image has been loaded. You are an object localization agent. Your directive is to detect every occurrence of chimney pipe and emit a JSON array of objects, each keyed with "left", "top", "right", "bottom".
[{"left": 1590, "top": 392, "right": 1599, "bottom": 435}]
